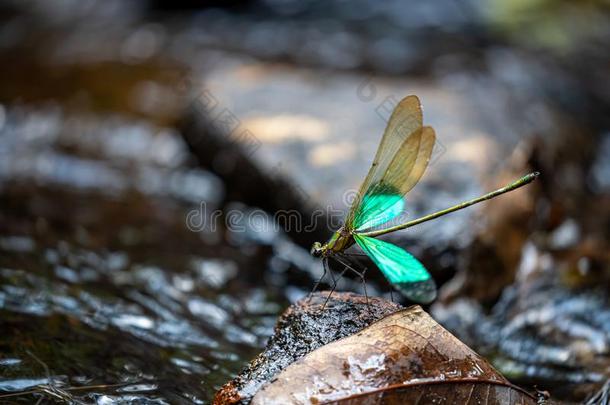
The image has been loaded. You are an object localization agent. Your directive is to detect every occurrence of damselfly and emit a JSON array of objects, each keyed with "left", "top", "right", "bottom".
[{"left": 310, "top": 95, "right": 538, "bottom": 303}]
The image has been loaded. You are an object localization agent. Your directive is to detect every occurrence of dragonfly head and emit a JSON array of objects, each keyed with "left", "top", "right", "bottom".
[{"left": 310, "top": 242, "right": 324, "bottom": 257}]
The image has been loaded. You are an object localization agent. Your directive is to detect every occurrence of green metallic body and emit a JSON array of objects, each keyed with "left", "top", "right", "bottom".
[{"left": 323, "top": 228, "right": 355, "bottom": 255}]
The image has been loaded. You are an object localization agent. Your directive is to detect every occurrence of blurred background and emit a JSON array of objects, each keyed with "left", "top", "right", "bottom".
[{"left": 0, "top": 0, "right": 609, "bottom": 403}]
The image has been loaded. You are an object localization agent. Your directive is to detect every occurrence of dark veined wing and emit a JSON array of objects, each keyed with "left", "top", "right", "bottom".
[{"left": 344, "top": 95, "right": 436, "bottom": 232}]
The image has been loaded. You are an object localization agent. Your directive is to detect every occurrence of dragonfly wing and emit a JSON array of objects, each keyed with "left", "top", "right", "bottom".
[
  {"left": 353, "top": 125, "right": 435, "bottom": 231},
  {"left": 344, "top": 95, "right": 423, "bottom": 229},
  {"left": 345, "top": 96, "right": 435, "bottom": 231},
  {"left": 352, "top": 193, "right": 405, "bottom": 231},
  {"left": 354, "top": 234, "right": 437, "bottom": 303}
]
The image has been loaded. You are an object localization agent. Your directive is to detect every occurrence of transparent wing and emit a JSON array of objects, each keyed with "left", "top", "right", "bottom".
[
  {"left": 345, "top": 96, "right": 422, "bottom": 229},
  {"left": 343, "top": 95, "right": 435, "bottom": 231},
  {"left": 352, "top": 126, "right": 436, "bottom": 231},
  {"left": 354, "top": 234, "right": 436, "bottom": 304}
]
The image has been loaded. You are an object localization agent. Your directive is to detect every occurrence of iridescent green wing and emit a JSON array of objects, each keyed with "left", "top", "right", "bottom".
[
  {"left": 344, "top": 95, "right": 436, "bottom": 232},
  {"left": 353, "top": 126, "right": 435, "bottom": 231},
  {"left": 354, "top": 234, "right": 436, "bottom": 303}
]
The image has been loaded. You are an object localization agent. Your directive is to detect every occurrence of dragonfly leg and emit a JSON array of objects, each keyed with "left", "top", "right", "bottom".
[
  {"left": 361, "top": 267, "right": 371, "bottom": 311},
  {"left": 321, "top": 262, "right": 350, "bottom": 311},
  {"left": 325, "top": 256, "right": 338, "bottom": 285},
  {"left": 333, "top": 255, "right": 371, "bottom": 313},
  {"left": 308, "top": 256, "right": 329, "bottom": 302},
  {"left": 340, "top": 252, "right": 369, "bottom": 257},
  {"left": 331, "top": 254, "right": 365, "bottom": 278},
  {"left": 341, "top": 253, "right": 396, "bottom": 302}
]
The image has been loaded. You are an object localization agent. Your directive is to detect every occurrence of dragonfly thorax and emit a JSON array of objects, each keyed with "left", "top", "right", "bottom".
[{"left": 311, "top": 229, "right": 354, "bottom": 258}]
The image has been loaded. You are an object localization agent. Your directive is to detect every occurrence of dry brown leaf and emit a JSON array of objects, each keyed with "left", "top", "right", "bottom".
[{"left": 252, "top": 306, "right": 537, "bottom": 405}]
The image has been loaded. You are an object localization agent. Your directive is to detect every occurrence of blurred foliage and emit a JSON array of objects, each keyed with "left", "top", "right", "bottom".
[{"left": 487, "top": 0, "right": 610, "bottom": 52}]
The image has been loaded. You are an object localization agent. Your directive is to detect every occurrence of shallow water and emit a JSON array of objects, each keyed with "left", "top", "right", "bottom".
[
  {"left": 0, "top": 106, "right": 294, "bottom": 403},
  {"left": 0, "top": 101, "right": 376, "bottom": 404}
]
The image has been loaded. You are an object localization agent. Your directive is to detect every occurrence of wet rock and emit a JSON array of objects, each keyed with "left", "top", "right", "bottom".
[
  {"left": 214, "top": 292, "right": 402, "bottom": 404},
  {"left": 217, "top": 297, "right": 542, "bottom": 405},
  {"left": 585, "top": 379, "right": 610, "bottom": 405},
  {"left": 433, "top": 242, "right": 610, "bottom": 402},
  {"left": 253, "top": 306, "right": 539, "bottom": 405}
]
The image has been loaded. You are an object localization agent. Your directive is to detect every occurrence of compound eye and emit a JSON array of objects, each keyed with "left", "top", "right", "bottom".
[{"left": 310, "top": 242, "right": 322, "bottom": 257}]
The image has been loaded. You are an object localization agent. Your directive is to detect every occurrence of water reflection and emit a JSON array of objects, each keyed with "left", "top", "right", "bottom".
[
  {"left": 0, "top": 242, "right": 281, "bottom": 402},
  {"left": 0, "top": 103, "right": 288, "bottom": 402}
]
